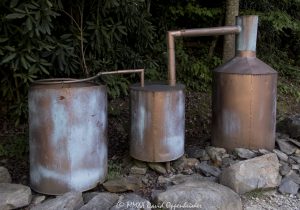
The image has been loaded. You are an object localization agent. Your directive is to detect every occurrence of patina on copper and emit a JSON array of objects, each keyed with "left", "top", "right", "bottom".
[
  {"left": 130, "top": 83, "right": 185, "bottom": 162},
  {"left": 212, "top": 16, "right": 277, "bottom": 150},
  {"left": 29, "top": 81, "right": 107, "bottom": 195},
  {"left": 29, "top": 69, "right": 144, "bottom": 195}
]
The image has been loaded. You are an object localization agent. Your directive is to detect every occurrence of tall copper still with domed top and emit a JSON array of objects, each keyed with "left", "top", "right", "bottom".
[{"left": 212, "top": 16, "right": 277, "bottom": 150}]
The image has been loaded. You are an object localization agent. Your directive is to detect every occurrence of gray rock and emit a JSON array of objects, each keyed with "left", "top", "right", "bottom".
[
  {"left": 31, "top": 195, "right": 46, "bottom": 205},
  {"left": 0, "top": 183, "right": 31, "bottom": 209},
  {"left": 196, "top": 162, "right": 221, "bottom": 177},
  {"left": 222, "top": 157, "right": 238, "bottom": 168},
  {"left": 273, "top": 149, "right": 289, "bottom": 162},
  {"left": 148, "top": 163, "right": 167, "bottom": 174},
  {"left": 206, "top": 147, "right": 228, "bottom": 166},
  {"left": 283, "top": 170, "right": 300, "bottom": 184},
  {"left": 111, "top": 193, "right": 151, "bottom": 210},
  {"left": 258, "top": 149, "right": 271, "bottom": 155},
  {"left": 295, "top": 149, "right": 300, "bottom": 157},
  {"left": 290, "top": 156, "right": 300, "bottom": 164},
  {"left": 79, "top": 193, "right": 119, "bottom": 210},
  {"left": 130, "top": 166, "right": 147, "bottom": 175},
  {"left": 233, "top": 148, "right": 257, "bottom": 159},
  {"left": 31, "top": 192, "right": 83, "bottom": 210},
  {"left": 186, "top": 147, "right": 210, "bottom": 160},
  {"left": 279, "top": 162, "right": 291, "bottom": 176},
  {"left": 278, "top": 179, "right": 299, "bottom": 195},
  {"left": 292, "top": 164, "right": 300, "bottom": 170},
  {"left": 154, "top": 181, "right": 242, "bottom": 210},
  {"left": 172, "top": 157, "right": 200, "bottom": 172},
  {"left": 103, "top": 176, "right": 142, "bottom": 193},
  {"left": 276, "top": 139, "right": 297, "bottom": 155},
  {"left": 288, "top": 138, "right": 300, "bottom": 147},
  {"left": 220, "top": 153, "right": 281, "bottom": 194},
  {"left": 157, "top": 174, "right": 217, "bottom": 186},
  {"left": 82, "top": 192, "right": 101, "bottom": 203},
  {"left": 0, "top": 167, "right": 11, "bottom": 183}
]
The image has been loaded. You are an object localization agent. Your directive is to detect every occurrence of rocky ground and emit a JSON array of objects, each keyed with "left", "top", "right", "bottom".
[{"left": 0, "top": 92, "right": 300, "bottom": 209}]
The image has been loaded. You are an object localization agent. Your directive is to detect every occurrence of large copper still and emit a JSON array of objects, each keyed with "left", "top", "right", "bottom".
[
  {"left": 164, "top": 15, "right": 277, "bottom": 151},
  {"left": 212, "top": 16, "right": 277, "bottom": 150}
]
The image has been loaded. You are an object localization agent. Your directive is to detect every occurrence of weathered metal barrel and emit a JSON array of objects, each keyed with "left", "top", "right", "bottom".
[
  {"left": 29, "top": 80, "right": 107, "bottom": 195},
  {"left": 212, "top": 16, "right": 277, "bottom": 150},
  {"left": 130, "top": 83, "right": 185, "bottom": 162}
]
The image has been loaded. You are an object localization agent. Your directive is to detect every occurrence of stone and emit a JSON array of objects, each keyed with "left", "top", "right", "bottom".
[
  {"left": 172, "top": 157, "right": 200, "bottom": 172},
  {"left": 206, "top": 146, "right": 228, "bottom": 166},
  {"left": 31, "top": 195, "right": 46, "bottom": 205},
  {"left": 148, "top": 163, "right": 167, "bottom": 174},
  {"left": 279, "top": 162, "right": 291, "bottom": 176},
  {"left": 276, "top": 139, "right": 297, "bottom": 155},
  {"left": 133, "top": 159, "right": 147, "bottom": 168},
  {"left": 186, "top": 147, "right": 210, "bottom": 160},
  {"left": 290, "top": 156, "right": 300, "bottom": 164},
  {"left": 0, "top": 183, "right": 31, "bottom": 209},
  {"left": 283, "top": 171, "right": 300, "bottom": 184},
  {"left": 82, "top": 192, "right": 101, "bottom": 203},
  {"left": 233, "top": 148, "right": 257, "bottom": 159},
  {"left": 154, "top": 181, "right": 242, "bottom": 210},
  {"left": 79, "top": 193, "right": 119, "bottom": 210},
  {"left": 220, "top": 153, "right": 281, "bottom": 194},
  {"left": 111, "top": 193, "right": 151, "bottom": 210},
  {"left": 31, "top": 192, "right": 83, "bottom": 210},
  {"left": 130, "top": 166, "right": 147, "bottom": 175},
  {"left": 184, "top": 158, "right": 200, "bottom": 169},
  {"left": 196, "top": 161, "right": 221, "bottom": 177},
  {"left": 157, "top": 174, "right": 217, "bottom": 186},
  {"left": 258, "top": 149, "right": 271, "bottom": 155},
  {"left": 295, "top": 149, "right": 300, "bottom": 157},
  {"left": 273, "top": 149, "right": 289, "bottom": 162},
  {"left": 292, "top": 164, "right": 300, "bottom": 170},
  {"left": 222, "top": 157, "right": 238, "bottom": 168},
  {"left": 288, "top": 138, "right": 300, "bottom": 147},
  {"left": 103, "top": 176, "right": 142, "bottom": 193},
  {"left": 0, "top": 167, "right": 11, "bottom": 183},
  {"left": 278, "top": 179, "right": 299, "bottom": 195}
]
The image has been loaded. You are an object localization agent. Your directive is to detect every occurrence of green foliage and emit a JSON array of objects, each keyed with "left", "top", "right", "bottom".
[
  {"left": 107, "top": 160, "right": 122, "bottom": 180},
  {"left": 0, "top": 135, "right": 28, "bottom": 159}
]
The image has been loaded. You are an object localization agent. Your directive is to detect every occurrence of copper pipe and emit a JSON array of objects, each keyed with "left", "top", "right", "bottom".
[
  {"left": 33, "top": 69, "right": 145, "bottom": 87},
  {"left": 167, "top": 26, "right": 241, "bottom": 86}
]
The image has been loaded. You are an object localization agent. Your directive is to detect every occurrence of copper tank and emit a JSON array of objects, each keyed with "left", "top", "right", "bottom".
[
  {"left": 212, "top": 16, "right": 277, "bottom": 150},
  {"left": 29, "top": 80, "right": 107, "bottom": 195},
  {"left": 130, "top": 83, "right": 185, "bottom": 162}
]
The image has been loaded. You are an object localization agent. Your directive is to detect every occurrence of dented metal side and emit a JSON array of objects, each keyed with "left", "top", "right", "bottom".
[
  {"left": 130, "top": 83, "right": 185, "bottom": 162},
  {"left": 212, "top": 73, "right": 277, "bottom": 150},
  {"left": 29, "top": 82, "right": 107, "bottom": 195}
]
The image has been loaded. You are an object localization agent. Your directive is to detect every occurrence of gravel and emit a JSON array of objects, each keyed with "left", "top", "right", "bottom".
[{"left": 242, "top": 190, "right": 300, "bottom": 210}]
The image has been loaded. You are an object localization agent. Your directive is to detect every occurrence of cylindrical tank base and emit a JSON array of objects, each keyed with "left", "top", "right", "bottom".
[
  {"left": 29, "top": 82, "right": 107, "bottom": 195},
  {"left": 212, "top": 72, "right": 277, "bottom": 150},
  {"left": 130, "top": 83, "right": 185, "bottom": 162}
]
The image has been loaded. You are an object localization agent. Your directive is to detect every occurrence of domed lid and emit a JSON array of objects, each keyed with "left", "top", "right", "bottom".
[{"left": 213, "top": 55, "right": 277, "bottom": 75}]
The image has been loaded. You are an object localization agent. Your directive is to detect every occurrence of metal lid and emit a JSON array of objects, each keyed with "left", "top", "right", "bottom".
[{"left": 213, "top": 56, "right": 277, "bottom": 75}]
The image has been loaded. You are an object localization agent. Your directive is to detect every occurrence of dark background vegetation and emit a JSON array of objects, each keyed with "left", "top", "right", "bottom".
[
  {"left": 0, "top": 0, "right": 299, "bottom": 124},
  {"left": 0, "top": 0, "right": 300, "bottom": 182}
]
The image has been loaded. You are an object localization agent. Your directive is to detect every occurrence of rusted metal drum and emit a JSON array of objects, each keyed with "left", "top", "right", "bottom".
[
  {"left": 130, "top": 83, "right": 185, "bottom": 162},
  {"left": 212, "top": 16, "right": 277, "bottom": 150},
  {"left": 29, "top": 81, "right": 107, "bottom": 195}
]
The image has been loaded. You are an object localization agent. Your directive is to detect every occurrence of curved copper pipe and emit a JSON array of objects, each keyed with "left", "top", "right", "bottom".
[{"left": 167, "top": 26, "right": 241, "bottom": 86}]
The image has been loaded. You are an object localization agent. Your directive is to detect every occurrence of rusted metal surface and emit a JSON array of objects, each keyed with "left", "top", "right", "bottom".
[
  {"left": 29, "top": 81, "right": 107, "bottom": 195},
  {"left": 167, "top": 26, "right": 241, "bottom": 86},
  {"left": 212, "top": 15, "right": 278, "bottom": 150},
  {"left": 130, "top": 83, "right": 185, "bottom": 162},
  {"left": 212, "top": 73, "right": 277, "bottom": 150}
]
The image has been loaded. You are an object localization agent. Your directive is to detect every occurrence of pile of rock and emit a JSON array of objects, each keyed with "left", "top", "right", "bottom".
[{"left": 0, "top": 115, "right": 299, "bottom": 209}]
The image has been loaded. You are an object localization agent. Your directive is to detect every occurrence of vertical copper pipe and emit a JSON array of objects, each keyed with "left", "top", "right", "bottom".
[{"left": 167, "top": 26, "right": 241, "bottom": 86}]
